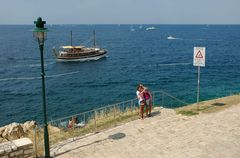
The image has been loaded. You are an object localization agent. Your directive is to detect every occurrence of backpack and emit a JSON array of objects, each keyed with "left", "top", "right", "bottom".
[{"left": 143, "top": 90, "right": 150, "bottom": 100}]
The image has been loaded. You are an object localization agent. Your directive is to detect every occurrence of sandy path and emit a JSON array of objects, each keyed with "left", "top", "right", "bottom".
[{"left": 51, "top": 104, "right": 240, "bottom": 158}]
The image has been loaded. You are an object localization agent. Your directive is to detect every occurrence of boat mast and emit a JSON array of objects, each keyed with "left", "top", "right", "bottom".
[
  {"left": 93, "top": 30, "right": 96, "bottom": 48},
  {"left": 70, "top": 30, "right": 73, "bottom": 46}
]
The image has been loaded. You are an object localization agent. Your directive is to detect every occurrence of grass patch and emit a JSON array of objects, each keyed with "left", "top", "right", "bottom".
[
  {"left": 28, "top": 108, "right": 140, "bottom": 157},
  {"left": 176, "top": 94, "right": 240, "bottom": 116},
  {"left": 176, "top": 110, "right": 198, "bottom": 116}
]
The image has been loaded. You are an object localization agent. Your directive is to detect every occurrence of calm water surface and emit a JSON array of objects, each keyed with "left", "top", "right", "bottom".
[{"left": 0, "top": 24, "right": 240, "bottom": 125}]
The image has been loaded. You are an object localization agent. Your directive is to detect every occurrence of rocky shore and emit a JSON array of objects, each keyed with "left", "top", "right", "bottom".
[{"left": 0, "top": 121, "right": 36, "bottom": 142}]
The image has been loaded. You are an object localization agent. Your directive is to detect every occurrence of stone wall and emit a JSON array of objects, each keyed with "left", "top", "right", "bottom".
[{"left": 0, "top": 138, "right": 34, "bottom": 158}]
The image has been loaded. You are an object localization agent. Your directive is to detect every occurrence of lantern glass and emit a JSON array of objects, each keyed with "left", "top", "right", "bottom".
[{"left": 33, "top": 31, "right": 47, "bottom": 45}]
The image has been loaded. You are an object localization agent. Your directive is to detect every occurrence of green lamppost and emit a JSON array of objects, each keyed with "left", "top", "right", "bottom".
[{"left": 33, "top": 17, "right": 50, "bottom": 158}]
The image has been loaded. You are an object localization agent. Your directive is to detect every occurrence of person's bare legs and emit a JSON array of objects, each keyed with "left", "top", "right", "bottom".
[
  {"left": 148, "top": 100, "right": 152, "bottom": 116},
  {"left": 145, "top": 100, "right": 151, "bottom": 117},
  {"left": 145, "top": 103, "right": 149, "bottom": 117},
  {"left": 139, "top": 102, "right": 144, "bottom": 119}
]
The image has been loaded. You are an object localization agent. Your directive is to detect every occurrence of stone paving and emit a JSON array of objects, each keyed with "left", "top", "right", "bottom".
[{"left": 51, "top": 105, "right": 240, "bottom": 158}]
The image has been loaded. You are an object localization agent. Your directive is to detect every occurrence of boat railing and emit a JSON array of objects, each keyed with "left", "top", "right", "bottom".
[{"left": 52, "top": 47, "right": 59, "bottom": 57}]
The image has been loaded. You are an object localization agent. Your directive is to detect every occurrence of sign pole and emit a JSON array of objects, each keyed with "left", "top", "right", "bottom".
[
  {"left": 197, "top": 66, "right": 200, "bottom": 106},
  {"left": 193, "top": 47, "right": 205, "bottom": 110}
]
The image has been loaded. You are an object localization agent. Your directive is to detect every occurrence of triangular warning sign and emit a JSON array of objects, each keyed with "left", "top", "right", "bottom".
[{"left": 196, "top": 50, "right": 203, "bottom": 58}]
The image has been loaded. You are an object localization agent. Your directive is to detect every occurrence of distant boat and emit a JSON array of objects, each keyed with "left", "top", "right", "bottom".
[
  {"left": 52, "top": 31, "right": 107, "bottom": 62},
  {"left": 167, "top": 35, "right": 181, "bottom": 40},
  {"left": 146, "top": 27, "right": 156, "bottom": 31},
  {"left": 167, "top": 35, "right": 177, "bottom": 40},
  {"left": 130, "top": 28, "right": 135, "bottom": 32}
]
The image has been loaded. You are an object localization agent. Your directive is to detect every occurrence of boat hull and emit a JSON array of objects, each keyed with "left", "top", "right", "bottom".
[{"left": 56, "top": 52, "right": 107, "bottom": 62}]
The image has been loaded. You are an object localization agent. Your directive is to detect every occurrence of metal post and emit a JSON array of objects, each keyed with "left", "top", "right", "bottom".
[
  {"left": 34, "top": 127, "right": 38, "bottom": 158},
  {"left": 152, "top": 93, "right": 154, "bottom": 107},
  {"left": 94, "top": 110, "right": 97, "bottom": 133},
  {"left": 84, "top": 113, "right": 86, "bottom": 124},
  {"left": 93, "top": 30, "right": 96, "bottom": 48},
  {"left": 197, "top": 66, "right": 200, "bottom": 105},
  {"left": 70, "top": 30, "right": 72, "bottom": 46},
  {"left": 131, "top": 100, "right": 133, "bottom": 113},
  {"left": 39, "top": 43, "right": 50, "bottom": 158},
  {"left": 113, "top": 105, "right": 116, "bottom": 119},
  {"left": 161, "top": 92, "right": 164, "bottom": 107}
]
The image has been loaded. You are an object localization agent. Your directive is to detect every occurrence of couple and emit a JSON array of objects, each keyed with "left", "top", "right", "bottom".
[
  {"left": 136, "top": 84, "right": 152, "bottom": 119},
  {"left": 67, "top": 116, "right": 78, "bottom": 128}
]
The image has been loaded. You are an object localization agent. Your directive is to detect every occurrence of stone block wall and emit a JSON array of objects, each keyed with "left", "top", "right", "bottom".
[{"left": 0, "top": 138, "right": 34, "bottom": 158}]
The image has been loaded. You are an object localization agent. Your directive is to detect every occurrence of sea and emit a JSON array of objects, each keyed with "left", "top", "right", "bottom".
[{"left": 0, "top": 24, "right": 240, "bottom": 126}]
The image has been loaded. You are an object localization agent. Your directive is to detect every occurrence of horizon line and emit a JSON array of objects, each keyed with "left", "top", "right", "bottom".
[{"left": 0, "top": 23, "right": 240, "bottom": 25}]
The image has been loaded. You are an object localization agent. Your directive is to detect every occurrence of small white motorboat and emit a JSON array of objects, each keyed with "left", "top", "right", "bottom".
[{"left": 146, "top": 27, "right": 156, "bottom": 31}]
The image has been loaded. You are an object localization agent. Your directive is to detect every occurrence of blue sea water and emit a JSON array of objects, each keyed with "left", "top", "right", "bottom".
[{"left": 0, "top": 24, "right": 240, "bottom": 126}]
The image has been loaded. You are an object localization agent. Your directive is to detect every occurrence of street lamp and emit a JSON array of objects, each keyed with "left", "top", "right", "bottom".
[{"left": 33, "top": 17, "right": 50, "bottom": 158}]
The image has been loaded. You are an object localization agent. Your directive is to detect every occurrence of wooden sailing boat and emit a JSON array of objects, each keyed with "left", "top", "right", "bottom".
[{"left": 53, "top": 30, "right": 107, "bottom": 62}]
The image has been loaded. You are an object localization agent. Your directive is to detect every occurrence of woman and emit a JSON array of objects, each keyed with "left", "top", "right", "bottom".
[
  {"left": 136, "top": 85, "right": 145, "bottom": 119},
  {"left": 140, "top": 84, "right": 153, "bottom": 117}
]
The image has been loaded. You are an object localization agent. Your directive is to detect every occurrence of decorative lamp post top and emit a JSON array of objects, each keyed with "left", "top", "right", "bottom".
[
  {"left": 33, "top": 17, "right": 48, "bottom": 32},
  {"left": 33, "top": 17, "right": 48, "bottom": 44}
]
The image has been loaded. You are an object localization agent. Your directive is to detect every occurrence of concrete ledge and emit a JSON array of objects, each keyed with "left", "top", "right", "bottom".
[
  {"left": 0, "top": 137, "right": 33, "bottom": 158},
  {"left": 14, "top": 137, "right": 32, "bottom": 147}
]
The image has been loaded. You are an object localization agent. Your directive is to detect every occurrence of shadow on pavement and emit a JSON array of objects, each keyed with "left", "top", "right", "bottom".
[
  {"left": 108, "top": 132, "right": 126, "bottom": 140},
  {"left": 151, "top": 110, "right": 161, "bottom": 117},
  {"left": 212, "top": 102, "right": 226, "bottom": 106},
  {"left": 53, "top": 132, "right": 126, "bottom": 157}
]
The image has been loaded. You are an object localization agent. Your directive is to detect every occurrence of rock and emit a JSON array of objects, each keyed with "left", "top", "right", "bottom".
[
  {"left": 1, "top": 123, "right": 25, "bottom": 140},
  {"left": 21, "top": 121, "right": 36, "bottom": 133},
  {"left": 0, "top": 120, "right": 37, "bottom": 141},
  {"left": 0, "top": 121, "right": 31, "bottom": 140},
  {"left": 2, "top": 125, "right": 9, "bottom": 139},
  {"left": 0, "top": 127, "right": 5, "bottom": 135},
  {"left": 0, "top": 127, "right": 6, "bottom": 140}
]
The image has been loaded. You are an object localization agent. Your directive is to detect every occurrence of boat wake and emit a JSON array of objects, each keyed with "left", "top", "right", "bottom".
[
  {"left": 170, "top": 37, "right": 221, "bottom": 42},
  {"left": 130, "top": 62, "right": 191, "bottom": 68},
  {"left": 167, "top": 36, "right": 181, "bottom": 40},
  {"left": 0, "top": 71, "right": 80, "bottom": 82},
  {"left": 10, "top": 61, "right": 55, "bottom": 68},
  {"left": 29, "top": 62, "right": 55, "bottom": 67},
  {"left": 155, "top": 62, "right": 191, "bottom": 67}
]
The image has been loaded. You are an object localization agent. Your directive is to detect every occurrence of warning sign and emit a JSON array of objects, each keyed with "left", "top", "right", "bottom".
[
  {"left": 195, "top": 50, "right": 203, "bottom": 58},
  {"left": 193, "top": 47, "right": 205, "bottom": 67}
]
